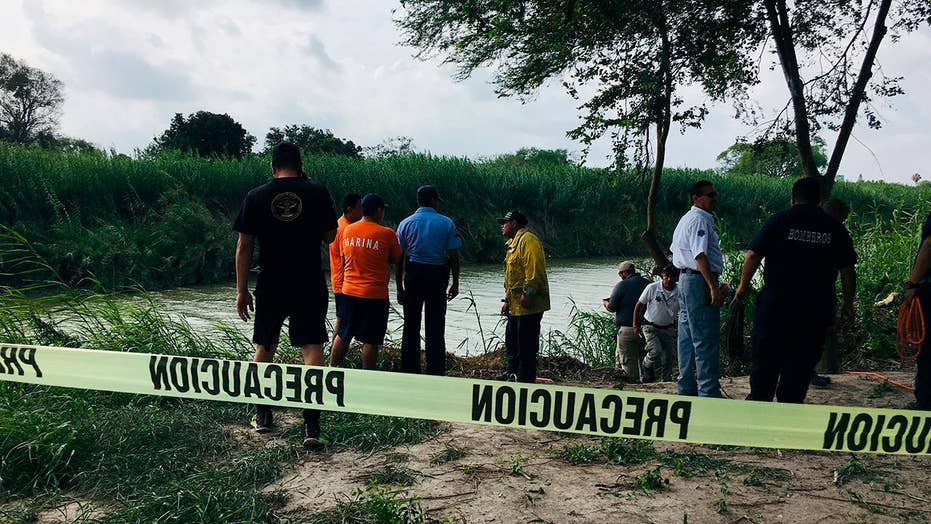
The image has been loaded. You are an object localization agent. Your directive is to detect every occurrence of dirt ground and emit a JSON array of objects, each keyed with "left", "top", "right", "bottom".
[{"left": 266, "top": 371, "right": 931, "bottom": 523}]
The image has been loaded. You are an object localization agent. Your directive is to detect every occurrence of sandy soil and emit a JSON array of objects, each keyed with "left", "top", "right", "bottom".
[{"left": 266, "top": 372, "right": 931, "bottom": 523}]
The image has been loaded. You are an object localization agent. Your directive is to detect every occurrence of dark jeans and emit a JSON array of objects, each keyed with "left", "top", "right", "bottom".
[
  {"left": 747, "top": 312, "right": 826, "bottom": 403},
  {"left": 916, "top": 286, "right": 931, "bottom": 410},
  {"left": 505, "top": 312, "right": 544, "bottom": 383},
  {"left": 401, "top": 262, "right": 450, "bottom": 375}
]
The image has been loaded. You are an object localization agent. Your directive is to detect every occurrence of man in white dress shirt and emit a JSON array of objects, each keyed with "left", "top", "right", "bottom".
[{"left": 669, "top": 180, "right": 725, "bottom": 397}]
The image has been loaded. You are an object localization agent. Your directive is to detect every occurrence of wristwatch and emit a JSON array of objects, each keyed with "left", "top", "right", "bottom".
[{"left": 904, "top": 280, "right": 919, "bottom": 290}]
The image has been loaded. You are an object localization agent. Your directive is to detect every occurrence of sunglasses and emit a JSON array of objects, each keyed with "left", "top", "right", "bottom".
[{"left": 700, "top": 191, "right": 718, "bottom": 198}]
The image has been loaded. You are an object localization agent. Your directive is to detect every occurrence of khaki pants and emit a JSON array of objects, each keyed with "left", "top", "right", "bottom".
[
  {"left": 616, "top": 326, "right": 644, "bottom": 382},
  {"left": 642, "top": 325, "right": 678, "bottom": 381}
]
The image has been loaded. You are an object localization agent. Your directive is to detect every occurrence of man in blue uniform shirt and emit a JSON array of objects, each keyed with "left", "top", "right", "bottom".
[
  {"left": 735, "top": 177, "right": 857, "bottom": 403},
  {"left": 670, "top": 180, "right": 725, "bottom": 397},
  {"left": 396, "top": 185, "right": 462, "bottom": 375}
]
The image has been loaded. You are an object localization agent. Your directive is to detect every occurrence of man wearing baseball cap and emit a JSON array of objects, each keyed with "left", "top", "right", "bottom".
[
  {"left": 233, "top": 142, "right": 338, "bottom": 448},
  {"left": 603, "top": 260, "right": 650, "bottom": 381},
  {"left": 395, "top": 185, "right": 463, "bottom": 375},
  {"left": 330, "top": 193, "right": 402, "bottom": 371},
  {"left": 497, "top": 210, "right": 550, "bottom": 382}
]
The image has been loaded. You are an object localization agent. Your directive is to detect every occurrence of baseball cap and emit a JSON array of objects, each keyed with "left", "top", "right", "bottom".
[
  {"left": 417, "top": 184, "right": 442, "bottom": 202},
  {"left": 496, "top": 210, "right": 528, "bottom": 226},
  {"left": 617, "top": 261, "right": 635, "bottom": 272},
  {"left": 361, "top": 193, "right": 387, "bottom": 215}
]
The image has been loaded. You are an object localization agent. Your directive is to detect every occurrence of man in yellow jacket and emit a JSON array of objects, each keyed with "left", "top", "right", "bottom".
[{"left": 497, "top": 210, "right": 551, "bottom": 382}]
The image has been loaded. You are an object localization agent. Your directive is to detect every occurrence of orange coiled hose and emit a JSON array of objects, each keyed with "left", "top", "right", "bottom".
[{"left": 896, "top": 297, "right": 925, "bottom": 361}]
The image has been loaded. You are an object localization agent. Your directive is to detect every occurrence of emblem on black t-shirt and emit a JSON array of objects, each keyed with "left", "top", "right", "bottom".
[{"left": 271, "top": 192, "right": 303, "bottom": 222}]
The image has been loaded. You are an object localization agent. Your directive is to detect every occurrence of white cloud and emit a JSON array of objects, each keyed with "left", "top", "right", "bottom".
[{"left": 0, "top": 0, "right": 928, "bottom": 184}]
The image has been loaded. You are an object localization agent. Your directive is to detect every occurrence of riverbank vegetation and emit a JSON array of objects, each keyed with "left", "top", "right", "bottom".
[
  {"left": 0, "top": 286, "right": 436, "bottom": 522},
  {"left": 2, "top": 141, "right": 927, "bottom": 364},
  {"left": 2, "top": 142, "right": 928, "bottom": 289}
]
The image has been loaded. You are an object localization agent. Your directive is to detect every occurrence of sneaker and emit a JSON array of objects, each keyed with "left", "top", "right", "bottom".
[
  {"left": 302, "top": 420, "right": 324, "bottom": 449},
  {"left": 810, "top": 374, "right": 831, "bottom": 389},
  {"left": 251, "top": 407, "right": 272, "bottom": 433},
  {"left": 641, "top": 366, "right": 656, "bottom": 383},
  {"left": 495, "top": 372, "right": 518, "bottom": 382}
]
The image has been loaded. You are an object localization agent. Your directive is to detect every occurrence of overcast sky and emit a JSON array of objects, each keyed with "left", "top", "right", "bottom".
[{"left": 1, "top": 0, "right": 928, "bottom": 184}]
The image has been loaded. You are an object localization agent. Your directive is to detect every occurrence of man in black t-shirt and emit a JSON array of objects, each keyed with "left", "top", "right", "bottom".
[
  {"left": 904, "top": 213, "right": 931, "bottom": 410},
  {"left": 603, "top": 261, "right": 651, "bottom": 381},
  {"left": 734, "top": 177, "right": 857, "bottom": 403},
  {"left": 233, "top": 142, "right": 338, "bottom": 446}
]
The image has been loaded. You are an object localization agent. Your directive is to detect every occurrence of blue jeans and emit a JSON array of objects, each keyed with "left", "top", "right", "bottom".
[{"left": 677, "top": 272, "right": 722, "bottom": 397}]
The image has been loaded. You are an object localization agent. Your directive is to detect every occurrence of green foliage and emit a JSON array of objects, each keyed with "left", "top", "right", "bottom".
[
  {"left": 265, "top": 124, "right": 362, "bottom": 159},
  {"left": 555, "top": 442, "right": 602, "bottom": 465},
  {"left": 430, "top": 442, "right": 468, "bottom": 465},
  {"left": 308, "top": 486, "right": 425, "bottom": 524},
  {"left": 34, "top": 133, "right": 101, "bottom": 154},
  {"left": 601, "top": 438, "right": 657, "bottom": 465},
  {"left": 2, "top": 140, "right": 930, "bottom": 314},
  {"left": 491, "top": 148, "right": 574, "bottom": 168},
  {"left": 542, "top": 301, "right": 616, "bottom": 366},
  {"left": 323, "top": 412, "right": 437, "bottom": 452},
  {"left": 0, "top": 53, "right": 64, "bottom": 144},
  {"left": 833, "top": 455, "right": 874, "bottom": 485},
  {"left": 363, "top": 136, "right": 416, "bottom": 159},
  {"left": 0, "top": 291, "right": 436, "bottom": 521},
  {"left": 364, "top": 465, "right": 422, "bottom": 487},
  {"left": 717, "top": 137, "right": 827, "bottom": 178},
  {"left": 149, "top": 111, "right": 256, "bottom": 159},
  {"left": 395, "top": 1, "right": 762, "bottom": 172},
  {"left": 634, "top": 467, "right": 668, "bottom": 493},
  {"left": 555, "top": 438, "right": 657, "bottom": 465}
]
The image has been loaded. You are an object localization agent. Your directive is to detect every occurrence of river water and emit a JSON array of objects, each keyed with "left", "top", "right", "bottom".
[{"left": 149, "top": 257, "right": 640, "bottom": 355}]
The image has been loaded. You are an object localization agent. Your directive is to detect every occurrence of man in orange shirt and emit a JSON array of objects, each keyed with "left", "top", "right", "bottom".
[
  {"left": 329, "top": 192, "right": 363, "bottom": 347},
  {"left": 330, "top": 193, "right": 402, "bottom": 369}
]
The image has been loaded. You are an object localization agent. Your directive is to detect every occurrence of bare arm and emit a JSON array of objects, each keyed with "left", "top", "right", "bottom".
[
  {"left": 839, "top": 265, "right": 856, "bottom": 321},
  {"left": 632, "top": 301, "right": 646, "bottom": 333},
  {"left": 447, "top": 249, "right": 460, "bottom": 300},
  {"left": 396, "top": 254, "right": 406, "bottom": 304},
  {"left": 734, "top": 250, "right": 763, "bottom": 303},
  {"left": 235, "top": 233, "right": 255, "bottom": 322},
  {"left": 906, "top": 237, "right": 931, "bottom": 300},
  {"left": 695, "top": 253, "right": 723, "bottom": 307},
  {"left": 323, "top": 228, "right": 337, "bottom": 244}
]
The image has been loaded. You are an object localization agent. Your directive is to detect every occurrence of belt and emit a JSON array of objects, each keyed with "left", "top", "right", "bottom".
[
  {"left": 644, "top": 320, "right": 675, "bottom": 329},
  {"left": 680, "top": 268, "right": 720, "bottom": 278}
]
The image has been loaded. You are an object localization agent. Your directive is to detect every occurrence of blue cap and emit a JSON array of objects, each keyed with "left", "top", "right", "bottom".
[{"left": 361, "top": 193, "right": 387, "bottom": 215}]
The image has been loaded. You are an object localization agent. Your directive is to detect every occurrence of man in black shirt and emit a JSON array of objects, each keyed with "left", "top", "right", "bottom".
[
  {"left": 233, "top": 142, "right": 338, "bottom": 446},
  {"left": 603, "top": 261, "right": 651, "bottom": 382},
  {"left": 735, "top": 177, "right": 857, "bottom": 403},
  {"left": 905, "top": 212, "right": 931, "bottom": 410}
]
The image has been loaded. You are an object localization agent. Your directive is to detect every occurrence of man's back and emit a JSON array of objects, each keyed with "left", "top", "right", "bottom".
[
  {"left": 234, "top": 177, "right": 337, "bottom": 292},
  {"left": 504, "top": 228, "right": 550, "bottom": 314},
  {"left": 608, "top": 274, "right": 650, "bottom": 327},
  {"left": 341, "top": 220, "right": 402, "bottom": 299},
  {"left": 396, "top": 208, "right": 461, "bottom": 265},
  {"left": 750, "top": 205, "right": 857, "bottom": 324}
]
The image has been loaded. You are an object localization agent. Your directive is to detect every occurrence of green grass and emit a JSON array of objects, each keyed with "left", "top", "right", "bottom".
[
  {"left": 363, "top": 465, "right": 422, "bottom": 487},
  {"left": 634, "top": 467, "right": 668, "bottom": 493},
  {"left": 553, "top": 438, "right": 657, "bottom": 466},
  {"left": 305, "top": 486, "right": 425, "bottom": 524},
  {"left": 4, "top": 142, "right": 929, "bottom": 293},
  {"left": 430, "top": 442, "right": 468, "bottom": 465},
  {"left": 0, "top": 287, "right": 436, "bottom": 522}
]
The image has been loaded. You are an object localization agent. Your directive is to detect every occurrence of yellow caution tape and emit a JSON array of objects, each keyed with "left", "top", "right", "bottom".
[{"left": 1, "top": 344, "right": 929, "bottom": 455}]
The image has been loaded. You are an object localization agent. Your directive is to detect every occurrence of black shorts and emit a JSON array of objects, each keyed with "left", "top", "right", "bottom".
[
  {"left": 338, "top": 296, "right": 390, "bottom": 345},
  {"left": 334, "top": 293, "right": 348, "bottom": 321},
  {"left": 253, "top": 288, "right": 328, "bottom": 347}
]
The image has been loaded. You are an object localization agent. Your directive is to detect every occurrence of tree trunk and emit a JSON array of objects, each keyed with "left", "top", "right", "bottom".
[
  {"left": 822, "top": 0, "right": 892, "bottom": 198},
  {"left": 764, "top": 0, "right": 821, "bottom": 180},
  {"left": 642, "top": 20, "right": 673, "bottom": 275}
]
